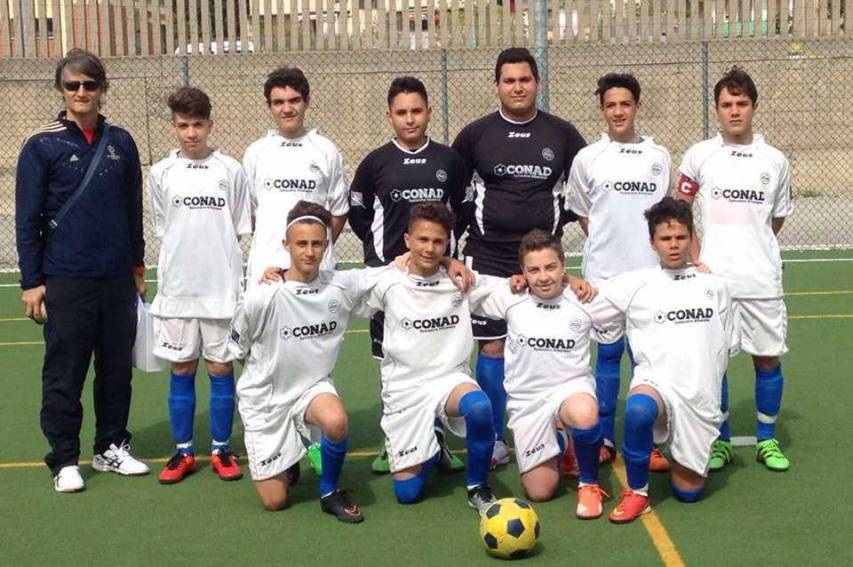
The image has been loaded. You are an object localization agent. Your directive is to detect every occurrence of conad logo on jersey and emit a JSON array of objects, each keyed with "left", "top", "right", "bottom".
[
  {"left": 654, "top": 308, "right": 714, "bottom": 324},
  {"left": 515, "top": 335, "right": 576, "bottom": 351},
  {"left": 400, "top": 315, "right": 460, "bottom": 332},
  {"left": 710, "top": 187, "right": 765, "bottom": 203},
  {"left": 171, "top": 195, "right": 226, "bottom": 209},
  {"left": 493, "top": 163, "right": 552, "bottom": 180},
  {"left": 389, "top": 187, "right": 445, "bottom": 203},
  {"left": 602, "top": 181, "right": 658, "bottom": 193},
  {"left": 264, "top": 178, "right": 317, "bottom": 191},
  {"left": 279, "top": 321, "right": 338, "bottom": 340}
]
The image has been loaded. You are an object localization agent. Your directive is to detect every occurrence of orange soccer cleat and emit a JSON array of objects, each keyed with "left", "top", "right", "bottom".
[
  {"left": 159, "top": 453, "right": 196, "bottom": 485},
  {"left": 211, "top": 450, "right": 243, "bottom": 481},
  {"left": 576, "top": 484, "right": 609, "bottom": 520},
  {"left": 609, "top": 489, "right": 651, "bottom": 524}
]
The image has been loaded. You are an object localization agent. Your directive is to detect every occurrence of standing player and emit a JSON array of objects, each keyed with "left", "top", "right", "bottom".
[
  {"left": 243, "top": 66, "right": 349, "bottom": 286},
  {"left": 230, "top": 201, "right": 470, "bottom": 519},
  {"left": 471, "top": 230, "right": 608, "bottom": 519},
  {"left": 584, "top": 198, "right": 732, "bottom": 523},
  {"left": 452, "top": 47, "right": 586, "bottom": 467},
  {"left": 148, "top": 87, "right": 251, "bottom": 484},
  {"left": 676, "top": 67, "right": 793, "bottom": 472},
  {"left": 362, "top": 204, "right": 502, "bottom": 512},
  {"left": 349, "top": 76, "right": 468, "bottom": 474},
  {"left": 566, "top": 73, "right": 671, "bottom": 471},
  {"left": 243, "top": 66, "right": 350, "bottom": 473}
]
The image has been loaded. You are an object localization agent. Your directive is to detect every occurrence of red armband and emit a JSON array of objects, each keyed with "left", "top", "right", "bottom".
[{"left": 677, "top": 175, "right": 699, "bottom": 197}]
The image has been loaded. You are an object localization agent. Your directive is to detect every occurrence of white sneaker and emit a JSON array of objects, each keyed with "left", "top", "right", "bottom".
[
  {"left": 54, "top": 465, "right": 85, "bottom": 493},
  {"left": 92, "top": 442, "right": 150, "bottom": 476},
  {"left": 489, "top": 440, "right": 511, "bottom": 469}
]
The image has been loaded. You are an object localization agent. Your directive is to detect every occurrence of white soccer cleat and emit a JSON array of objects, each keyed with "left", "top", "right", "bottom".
[
  {"left": 92, "top": 443, "right": 150, "bottom": 476},
  {"left": 54, "top": 465, "right": 85, "bottom": 493},
  {"left": 490, "top": 440, "right": 511, "bottom": 469}
]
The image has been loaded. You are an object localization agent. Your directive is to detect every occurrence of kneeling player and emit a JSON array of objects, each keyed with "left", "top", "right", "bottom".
[
  {"left": 149, "top": 87, "right": 251, "bottom": 483},
  {"left": 584, "top": 198, "right": 732, "bottom": 523},
  {"left": 229, "top": 202, "right": 381, "bottom": 521},
  {"left": 362, "top": 204, "right": 501, "bottom": 512},
  {"left": 471, "top": 230, "right": 608, "bottom": 519}
]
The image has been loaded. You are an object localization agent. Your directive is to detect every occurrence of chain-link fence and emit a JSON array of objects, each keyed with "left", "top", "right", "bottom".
[{"left": 2, "top": 37, "right": 851, "bottom": 272}]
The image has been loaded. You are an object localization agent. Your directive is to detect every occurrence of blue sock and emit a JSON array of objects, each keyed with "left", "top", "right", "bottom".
[
  {"left": 596, "top": 338, "right": 625, "bottom": 445},
  {"left": 672, "top": 484, "right": 702, "bottom": 503},
  {"left": 719, "top": 374, "right": 731, "bottom": 441},
  {"left": 572, "top": 423, "right": 602, "bottom": 485},
  {"left": 168, "top": 371, "right": 196, "bottom": 451},
  {"left": 621, "top": 393, "right": 658, "bottom": 492},
  {"left": 393, "top": 453, "right": 439, "bottom": 504},
  {"left": 755, "top": 364, "right": 784, "bottom": 441},
  {"left": 209, "top": 371, "right": 235, "bottom": 452},
  {"left": 319, "top": 435, "right": 349, "bottom": 497},
  {"left": 460, "top": 390, "right": 495, "bottom": 488},
  {"left": 476, "top": 354, "right": 506, "bottom": 441}
]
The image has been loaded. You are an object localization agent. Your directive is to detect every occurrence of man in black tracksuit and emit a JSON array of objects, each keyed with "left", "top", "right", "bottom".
[{"left": 15, "top": 49, "right": 149, "bottom": 492}]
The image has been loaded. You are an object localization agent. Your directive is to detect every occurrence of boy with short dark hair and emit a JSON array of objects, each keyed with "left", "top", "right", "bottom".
[{"left": 149, "top": 86, "right": 251, "bottom": 484}]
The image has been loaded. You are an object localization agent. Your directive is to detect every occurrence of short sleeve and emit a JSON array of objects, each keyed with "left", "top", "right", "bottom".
[
  {"left": 468, "top": 275, "right": 514, "bottom": 319},
  {"left": 771, "top": 157, "right": 794, "bottom": 218},
  {"left": 328, "top": 149, "right": 350, "bottom": 216},
  {"left": 566, "top": 156, "right": 592, "bottom": 218}
]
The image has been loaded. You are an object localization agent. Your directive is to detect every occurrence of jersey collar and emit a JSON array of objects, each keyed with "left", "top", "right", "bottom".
[
  {"left": 498, "top": 108, "right": 538, "bottom": 126},
  {"left": 600, "top": 132, "right": 650, "bottom": 145},
  {"left": 392, "top": 137, "right": 431, "bottom": 154}
]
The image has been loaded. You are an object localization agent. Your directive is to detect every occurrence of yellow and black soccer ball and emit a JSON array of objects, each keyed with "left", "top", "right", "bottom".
[{"left": 479, "top": 498, "right": 540, "bottom": 559}]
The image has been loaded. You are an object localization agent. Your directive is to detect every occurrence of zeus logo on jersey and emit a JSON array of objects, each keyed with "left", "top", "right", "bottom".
[
  {"left": 186, "top": 163, "right": 209, "bottom": 169},
  {"left": 403, "top": 158, "right": 426, "bottom": 165},
  {"left": 264, "top": 178, "right": 317, "bottom": 191},
  {"left": 711, "top": 187, "right": 765, "bottom": 203},
  {"left": 673, "top": 273, "right": 696, "bottom": 281},
  {"left": 654, "top": 307, "right": 714, "bottom": 324},
  {"left": 619, "top": 148, "right": 643, "bottom": 155},
  {"left": 400, "top": 315, "right": 460, "bottom": 332},
  {"left": 172, "top": 195, "right": 226, "bottom": 209},
  {"left": 296, "top": 288, "right": 319, "bottom": 295},
  {"left": 415, "top": 280, "right": 440, "bottom": 287},
  {"left": 280, "top": 141, "right": 302, "bottom": 147},
  {"left": 515, "top": 335, "right": 576, "bottom": 351},
  {"left": 279, "top": 321, "right": 338, "bottom": 340},
  {"left": 535, "top": 303, "right": 560, "bottom": 310},
  {"left": 389, "top": 187, "right": 445, "bottom": 203},
  {"left": 508, "top": 132, "right": 531, "bottom": 138},
  {"left": 730, "top": 150, "right": 753, "bottom": 158},
  {"left": 493, "top": 164, "right": 552, "bottom": 180},
  {"left": 602, "top": 181, "right": 658, "bottom": 194}
]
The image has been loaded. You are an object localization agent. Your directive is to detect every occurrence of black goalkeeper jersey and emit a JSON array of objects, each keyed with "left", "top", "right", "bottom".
[
  {"left": 349, "top": 138, "right": 468, "bottom": 267},
  {"left": 452, "top": 109, "right": 586, "bottom": 259}
]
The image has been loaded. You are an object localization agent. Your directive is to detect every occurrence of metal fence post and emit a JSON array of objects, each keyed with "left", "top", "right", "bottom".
[
  {"left": 701, "top": 41, "right": 709, "bottom": 140},
  {"left": 441, "top": 49, "right": 450, "bottom": 144},
  {"left": 533, "top": 0, "right": 549, "bottom": 112},
  {"left": 181, "top": 55, "right": 190, "bottom": 87}
]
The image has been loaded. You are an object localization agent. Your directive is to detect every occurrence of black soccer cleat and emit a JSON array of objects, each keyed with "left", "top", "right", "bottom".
[
  {"left": 320, "top": 489, "right": 364, "bottom": 523},
  {"left": 435, "top": 427, "right": 464, "bottom": 474},
  {"left": 285, "top": 462, "right": 300, "bottom": 487},
  {"left": 467, "top": 483, "right": 497, "bottom": 514}
]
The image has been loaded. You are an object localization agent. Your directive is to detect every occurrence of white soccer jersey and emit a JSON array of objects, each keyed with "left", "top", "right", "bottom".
[
  {"left": 472, "top": 279, "right": 606, "bottom": 402},
  {"left": 364, "top": 269, "right": 501, "bottom": 410},
  {"left": 148, "top": 149, "right": 252, "bottom": 319},
  {"left": 588, "top": 266, "right": 732, "bottom": 429},
  {"left": 678, "top": 134, "right": 793, "bottom": 298},
  {"left": 567, "top": 134, "right": 672, "bottom": 282},
  {"left": 229, "top": 267, "right": 386, "bottom": 430},
  {"left": 243, "top": 128, "right": 349, "bottom": 284}
]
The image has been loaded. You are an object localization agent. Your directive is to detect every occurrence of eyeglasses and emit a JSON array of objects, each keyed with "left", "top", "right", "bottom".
[{"left": 62, "top": 80, "right": 100, "bottom": 92}]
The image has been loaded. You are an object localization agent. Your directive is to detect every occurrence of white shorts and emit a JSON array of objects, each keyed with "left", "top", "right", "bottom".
[
  {"left": 153, "top": 317, "right": 234, "bottom": 363},
  {"left": 507, "top": 377, "right": 597, "bottom": 474},
  {"left": 590, "top": 320, "right": 626, "bottom": 344},
  {"left": 241, "top": 379, "right": 337, "bottom": 481},
  {"left": 382, "top": 373, "right": 476, "bottom": 473},
  {"left": 629, "top": 376, "right": 721, "bottom": 477},
  {"left": 731, "top": 298, "right": 788, "bottom": 357}
]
